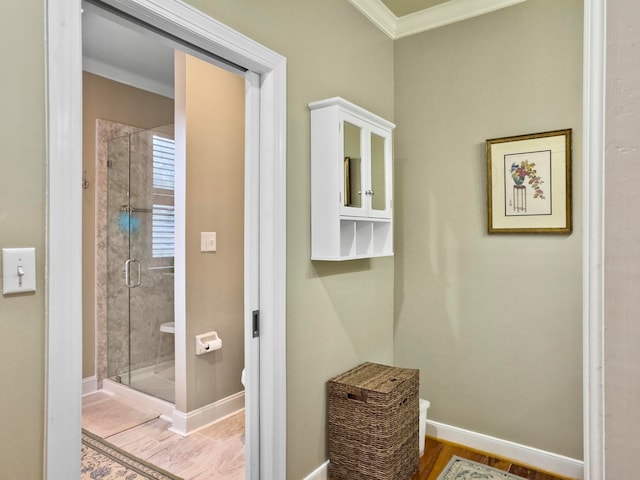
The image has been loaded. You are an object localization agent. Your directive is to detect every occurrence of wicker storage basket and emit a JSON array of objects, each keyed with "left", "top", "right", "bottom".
[{"left": 328, "top": 362, "right": 419, "bottom": 480}]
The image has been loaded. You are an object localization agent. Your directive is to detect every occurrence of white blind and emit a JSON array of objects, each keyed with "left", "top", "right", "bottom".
[
  {"left": 152, "top": 135, "right": 175, "bottom": 258},
  {"left": 152, "top": 205, "right": 175, "bottom": 258},
  {"left": 153, "top": 135, "right": 175, "bottom": 190}
]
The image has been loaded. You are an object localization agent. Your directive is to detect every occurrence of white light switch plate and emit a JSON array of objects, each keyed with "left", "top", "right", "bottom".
[
  {"left": 2, "top": 247, "right": 36, "bottom": 294},
  {"left": 200, "top": 232, "right": 217, "bottom": 252}
]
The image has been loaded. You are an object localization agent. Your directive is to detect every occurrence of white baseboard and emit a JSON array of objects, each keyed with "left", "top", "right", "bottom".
[
  {"left": 82, "top": 376, "right": 98, "bottom": 396},
  {"left": 169, "top": 391, "right": 245, "bottom": 436},
  {"left": 303, "top": 421, "right": 584, "bottom": 480},
  {"left": 302, "top": 460, "right": 329, "bottom": 480},
  {"left": 426, "top": 420, "right": 584, "bottom": 479}
]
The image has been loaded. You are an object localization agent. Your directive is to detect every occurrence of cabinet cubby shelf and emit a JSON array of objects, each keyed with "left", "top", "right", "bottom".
[{"left": 339, "top": 215, "right": 392, "bottom": 222}]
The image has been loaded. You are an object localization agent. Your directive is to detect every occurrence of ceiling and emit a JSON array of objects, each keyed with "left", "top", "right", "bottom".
[
  {"left": 82, "top": 2, "right": 175, "bottom": 97},
  {"left": 382, "top": 0, "right": 449, "bottom": 17},
  {"left": 82, "top": 0, "right": 528, "bottom": 98}
]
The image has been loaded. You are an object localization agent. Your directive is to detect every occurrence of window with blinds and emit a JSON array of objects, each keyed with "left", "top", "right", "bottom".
[
  {"left": 152, "top": 135, "right": 175, "bottom": 258},
  {"left": 153, "top": 135, "right": 175, "bottom": 190},
  {"left": 152, "top": 204, "right": 175, "bottom": 258}
]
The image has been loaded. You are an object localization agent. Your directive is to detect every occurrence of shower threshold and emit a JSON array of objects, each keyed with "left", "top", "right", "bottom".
[{"left": 109, "top": 360, "right": 175, "bottom": 405}]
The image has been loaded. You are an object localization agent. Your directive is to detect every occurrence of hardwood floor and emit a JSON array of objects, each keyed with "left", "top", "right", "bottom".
[{"left": 414, "top": 437, "right": 575, "bottom": 480}]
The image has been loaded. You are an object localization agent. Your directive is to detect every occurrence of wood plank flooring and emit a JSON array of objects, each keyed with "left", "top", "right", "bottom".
[
  {"left": 84, "top": 391, "right": 573, "bottom": 480},
  {"left": 414, "top": 437, "right": 575, "bottom": 480},
  {"left": 82, "top": 391, "right": 245, "bottom": 480}
]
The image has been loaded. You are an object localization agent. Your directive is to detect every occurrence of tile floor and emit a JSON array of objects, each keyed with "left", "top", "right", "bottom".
[{"left": 82, "top": 391, "right": 245, "bottom": 480}]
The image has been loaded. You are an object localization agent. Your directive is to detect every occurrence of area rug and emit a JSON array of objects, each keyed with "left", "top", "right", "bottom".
[
  {"left": 438, "top": 456, "right": 526, "bottom": 480},
  {"left": 81, "top": 429, "right": 183, "bottom": 480}
]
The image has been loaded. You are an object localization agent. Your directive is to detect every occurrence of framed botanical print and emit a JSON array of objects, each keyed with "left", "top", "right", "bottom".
[{"left": 486, "top": 129, "right": 572, "bottom": 234}]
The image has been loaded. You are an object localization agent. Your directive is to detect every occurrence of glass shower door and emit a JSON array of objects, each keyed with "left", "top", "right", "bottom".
[
  {"left": 106, "top": 125, "right": 175, "bottom": 403},
  {"left": 127, "top": 127, "right": 175, "bottom": 403},
  {"left": 106, "top": 133, "right": 133, "bottom": 386}
]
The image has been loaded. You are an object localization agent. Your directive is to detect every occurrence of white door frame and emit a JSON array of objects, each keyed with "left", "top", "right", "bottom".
[
  {"left": 45, "top": 1, "right": 287, "bottom": 479},
  {"left": 582, "top": 1, "right": 606, "bottom": 479}
]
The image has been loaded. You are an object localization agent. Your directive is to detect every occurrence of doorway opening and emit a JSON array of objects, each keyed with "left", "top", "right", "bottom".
[
  {"left": 46, "top": 0, "right": 287, "bottom": 478},
  {"left": 82, "top": 1, "right": 252, "bottom": 475}
]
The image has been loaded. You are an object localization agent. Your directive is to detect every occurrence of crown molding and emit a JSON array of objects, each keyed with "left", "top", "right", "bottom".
[
  {"left": 83, "top": 57, "right": 175, "bottom": 98},
  {"left": 348, "top": 0, "right": 397, "bottom": 37},
  {"left": 347, "top": 0, "right": 527, "bottom": 39}
]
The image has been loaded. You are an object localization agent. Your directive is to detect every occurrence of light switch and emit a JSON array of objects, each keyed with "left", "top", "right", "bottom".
[
  {"left": 2, "top": 248, "right": 36, "bottom": 295},
  {"left": 200, "top": 232, "right": 217, "bottom": 252}
]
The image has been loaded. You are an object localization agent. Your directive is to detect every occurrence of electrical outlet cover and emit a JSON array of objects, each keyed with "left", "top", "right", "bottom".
[{"left": 200, "top": 232, "right": 217, "bottom": 252}]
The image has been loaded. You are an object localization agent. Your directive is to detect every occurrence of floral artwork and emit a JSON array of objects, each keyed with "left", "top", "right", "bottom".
[
  {"left": 487, "top": 129, "right": 571, "bottom": 233},
  {"left": 510, "top": 160, "right": 544, "bottom": 198},
  {"left": 503, "top": 150, "right": 552, "bottom": 217}
]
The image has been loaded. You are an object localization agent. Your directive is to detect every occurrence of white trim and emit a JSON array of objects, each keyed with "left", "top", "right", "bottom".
[
  {"left": 46, "top": 1, "right": 287, "bottom": 479},
  {"left": 347, "top": 0, "right": 397, "bottom": 38},
  {"left": 256, "top": 49, "right": 288, "bottom": 480},
  {"left": 426, "top": 420, "right": 584, "bottom": 479},
  {"left": 308, "top": 96, "right": 395, "bottom": 130},
  {"left": 170, "top": 392, "right": 245, "bottom": 436},
  {"left": 303, "top": 417, "right": 585, "bottom": 480},
  {"left": 83, "top": 56, "right": 174, "bottom": 98},
  {"left": 244, "top": 69, "right": 262, "bottom": 480},
  {"left": 45, "top": 1, "right": 84, "bottom": 479},
  {"left": 396, "top": 0, "right": 527, "bottom": 39},
  {"left": 103, "top": 0, "right": 279, "bottom": 74},
  {"left": 82, "top": 376, "right": 99, "bottom": 396},
  {"left": 582, "top": 1, "right": 606, "bottom": 479},
  {"left": 347, "top": 0, "right": 527, "bottom": 39},
  {"left": 301, "top": 460, "right": 330, "bottom": 480}
]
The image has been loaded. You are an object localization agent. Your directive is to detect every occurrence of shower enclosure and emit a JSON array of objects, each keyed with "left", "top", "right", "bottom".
[{"left": 105, "top": 123, "right": 176, "bottom": 403}]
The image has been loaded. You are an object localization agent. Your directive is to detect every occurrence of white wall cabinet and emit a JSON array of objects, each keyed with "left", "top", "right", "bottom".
[{"left": 309, "top": 97, "right": 395, "bottom": 260}]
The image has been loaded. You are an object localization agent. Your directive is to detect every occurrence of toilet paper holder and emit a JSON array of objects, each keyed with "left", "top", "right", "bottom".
[{"left": 195, "top": 331, "right": 222, "bottom": 355}]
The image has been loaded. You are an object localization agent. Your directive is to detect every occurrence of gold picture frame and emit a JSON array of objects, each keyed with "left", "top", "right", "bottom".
[{"left": 486, "top": 129, "right": 572, "bottom": 234}]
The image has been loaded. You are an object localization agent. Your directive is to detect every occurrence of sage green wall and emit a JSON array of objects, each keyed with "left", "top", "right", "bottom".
[
  {"left": 393, "top": 0, "right": 583, "bottom": 459},
  {"left": 605, "top": 1, "right": 640, "bottom": 477},
  {"left": 0, "top": 2, "right": 46, "bottom": 479},
  {"left": 181, "top": 1, "right": 395, "bottom": 478}
]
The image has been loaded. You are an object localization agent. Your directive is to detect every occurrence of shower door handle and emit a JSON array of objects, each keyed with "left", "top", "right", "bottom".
[{"left": 124, "top": 259, "right": 142, "bottom": 288}]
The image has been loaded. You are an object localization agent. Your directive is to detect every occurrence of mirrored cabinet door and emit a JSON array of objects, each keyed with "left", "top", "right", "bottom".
[{"left": 369, "top": 132, "right": 387, "bottom": 214}]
